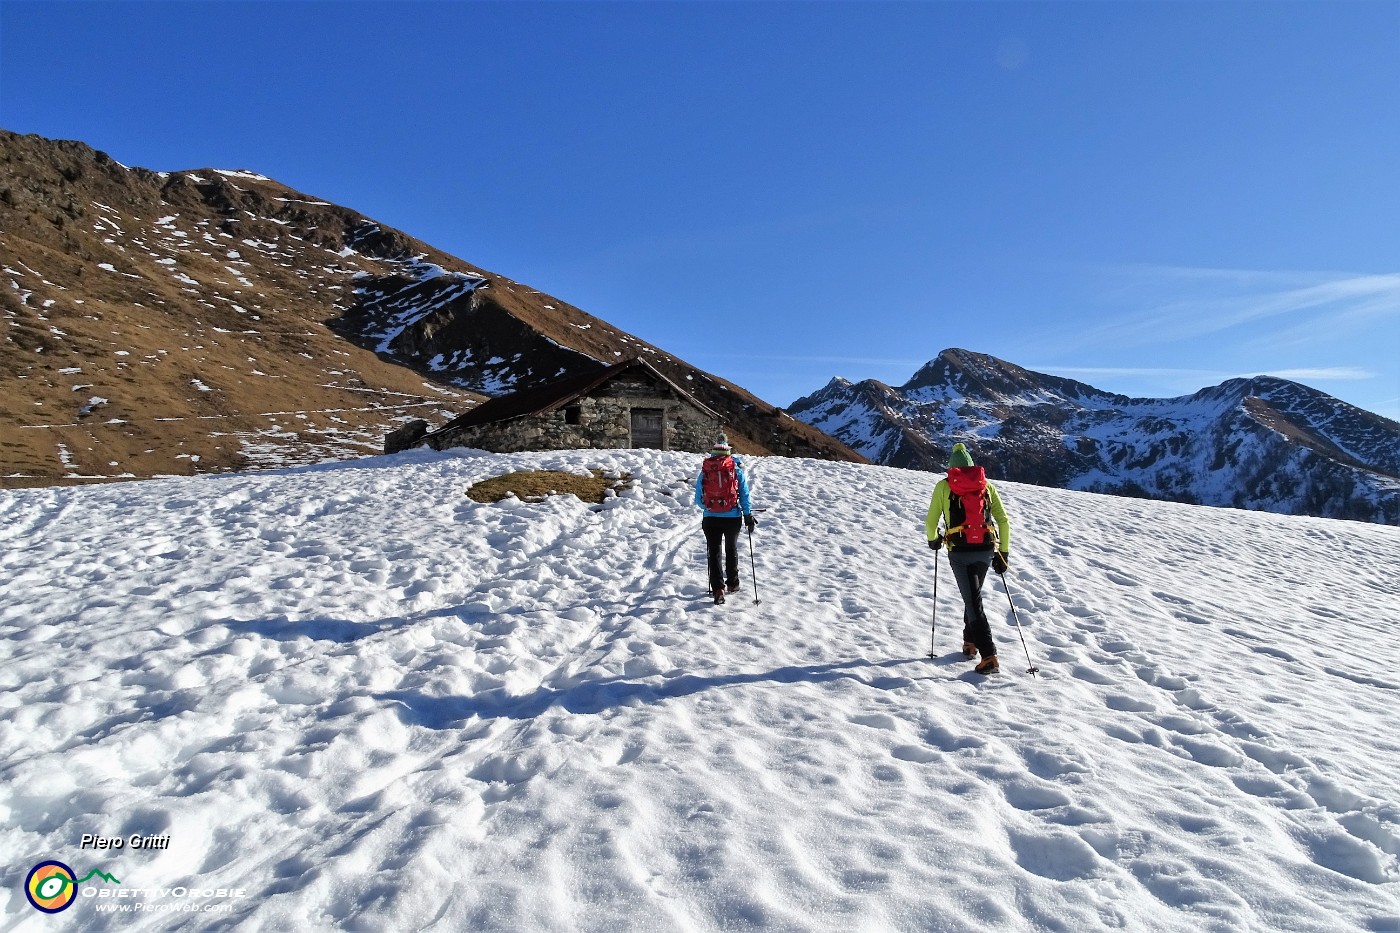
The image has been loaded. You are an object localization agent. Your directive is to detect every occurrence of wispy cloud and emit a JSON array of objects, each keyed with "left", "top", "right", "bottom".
[
  {"left": 1033, "top": 364, "right": 1376, "bottom": 388},
  {"left": 1078, "top": 266, "right": 1400, "bottom": 350},
  {"left": 1039, "top": 365, "right": 1225, "bottom": 379},
  {"left": 1253, "top": 367, "right": 1374, "bottom": 381}
]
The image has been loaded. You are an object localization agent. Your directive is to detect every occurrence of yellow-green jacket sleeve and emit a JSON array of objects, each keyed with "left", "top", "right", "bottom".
[{"left": 925, "top": 480, "right": 949, "bottom": 541}]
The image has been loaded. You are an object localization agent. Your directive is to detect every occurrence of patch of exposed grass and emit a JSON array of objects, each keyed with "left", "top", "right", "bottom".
[{"left": 466, "top": 469, "right": 633, "bottom": 504}]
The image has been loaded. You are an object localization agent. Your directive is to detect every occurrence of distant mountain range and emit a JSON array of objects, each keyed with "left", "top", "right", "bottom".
[
  {"left": 0, "top": 129, "right": 862, "bottom": 486},
  {"left": 789, "top": 348, "right": 1400, "bottom": 523}
]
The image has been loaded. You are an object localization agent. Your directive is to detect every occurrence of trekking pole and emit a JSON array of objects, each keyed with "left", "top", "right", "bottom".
[
  {"left": 745, "top": 520, "right": 760, "bottom": 605},
  {"left": 927, "top": 550, "right": 939, "bottom": 658},
  {"left": 998, "top": 569, "right": 1039, "bottom": 675}
]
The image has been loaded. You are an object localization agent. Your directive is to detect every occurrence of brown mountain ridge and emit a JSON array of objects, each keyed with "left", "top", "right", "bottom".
[{"left": 1, "top": 129, "right": 863, "bottom": 487}]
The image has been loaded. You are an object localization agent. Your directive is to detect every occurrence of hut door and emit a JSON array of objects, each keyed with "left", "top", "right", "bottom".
[{"left": 630, "top": 408, "right": 665, "bottom": 449}]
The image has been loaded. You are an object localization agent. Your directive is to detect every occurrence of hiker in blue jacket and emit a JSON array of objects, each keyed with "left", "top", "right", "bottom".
[{"left": 694, "top": 435, "right": 755, "bottom": 605}]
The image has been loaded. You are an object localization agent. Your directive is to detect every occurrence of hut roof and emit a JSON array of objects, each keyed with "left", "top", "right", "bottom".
[{"left": 431, "top": 358, "right": 720, "bottom": 434}]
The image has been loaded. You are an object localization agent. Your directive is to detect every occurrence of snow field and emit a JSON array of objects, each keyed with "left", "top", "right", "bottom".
[{"left": 1, "top": 448, "right": 1397, "bottom": 932}]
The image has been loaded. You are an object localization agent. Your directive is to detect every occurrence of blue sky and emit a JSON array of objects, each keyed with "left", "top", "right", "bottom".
[{"left": 3, "top": 1, "right": 1397, "bottom": 419}]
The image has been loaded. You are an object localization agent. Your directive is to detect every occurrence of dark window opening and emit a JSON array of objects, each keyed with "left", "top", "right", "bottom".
[{"left": 564, "top": 406, "right": 582, "bottom": 425}]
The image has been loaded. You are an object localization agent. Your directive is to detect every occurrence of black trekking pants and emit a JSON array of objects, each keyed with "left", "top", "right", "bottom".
[
  {"left": 949, "top": 548, "right": 996, "bottom": 658},
  {"left": 702, "top": 516, "right": 742, "bottom": 592}
]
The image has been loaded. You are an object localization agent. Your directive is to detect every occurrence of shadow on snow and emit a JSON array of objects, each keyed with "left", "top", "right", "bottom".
[{"left": 377, "top": 657, "right": 930, "bottom": 729}]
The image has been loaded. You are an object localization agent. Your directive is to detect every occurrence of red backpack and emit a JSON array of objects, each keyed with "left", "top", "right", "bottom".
[
  {"left": 946, "top": 466, "right": 991, "bottom": 545},
  {"left": 701, "top": 455, "right": 740, "bottom": 512}
]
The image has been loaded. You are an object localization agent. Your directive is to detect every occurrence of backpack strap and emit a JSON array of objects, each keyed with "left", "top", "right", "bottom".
[{"left": 942, "top": 524, "right": 998, "bottom": 545}]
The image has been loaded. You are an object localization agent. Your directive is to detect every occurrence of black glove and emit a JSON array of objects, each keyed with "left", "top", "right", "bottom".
[
  {"left": 744, "top": 514, "right": 757, "bottom": 530},
  {"left": 928, "top": 538, "right": 943, "bottom": 551},
  {"left": 992, "top": 552, "right": 1009, "bottom": 575}
]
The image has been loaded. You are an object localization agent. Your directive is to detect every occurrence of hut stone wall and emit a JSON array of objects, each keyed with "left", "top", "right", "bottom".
[{"left": 423, "top": 369, "right": 719, "bottom": 454}]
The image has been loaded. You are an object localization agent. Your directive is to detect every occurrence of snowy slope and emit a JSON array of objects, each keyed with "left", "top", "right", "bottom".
[{"left": 2, "top": 451, "right": 1398, "bottom": 932}]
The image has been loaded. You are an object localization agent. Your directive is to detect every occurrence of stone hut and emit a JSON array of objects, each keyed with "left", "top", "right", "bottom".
[{"left": 387, "top": 358, "right": 724, "bottom": 454}]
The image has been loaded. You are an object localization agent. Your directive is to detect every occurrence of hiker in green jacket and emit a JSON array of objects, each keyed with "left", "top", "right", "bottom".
[{"left": 926, "top": 443, "right": 1012, "bottom": 675}]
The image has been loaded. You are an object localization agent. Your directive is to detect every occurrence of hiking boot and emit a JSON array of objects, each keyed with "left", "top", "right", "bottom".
[
  {"left": 975, "top": 655, "right": 1000, "bottom": 676},
  {"left": 726, "top": 582, "right": 740, "bottom": 594},
  {"left": 712, "top": 588, "right": 726, "bottom": 605},
  {"left": 962, "top": 642, "right": 977, "bottom": 659}
]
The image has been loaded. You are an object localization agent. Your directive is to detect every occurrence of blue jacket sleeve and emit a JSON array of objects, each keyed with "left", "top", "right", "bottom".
[{"left": 738, "top": 464, "right": 752, "bottom": 516}]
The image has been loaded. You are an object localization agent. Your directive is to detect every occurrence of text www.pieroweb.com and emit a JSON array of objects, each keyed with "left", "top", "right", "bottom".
[{"left": 95, "top": 901, "right": 235, "bottom": 914}]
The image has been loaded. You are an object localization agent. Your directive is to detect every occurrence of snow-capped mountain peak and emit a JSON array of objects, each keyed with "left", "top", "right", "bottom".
[{"left": 790, "top": 349, "right": 1400, "bottom": 523}]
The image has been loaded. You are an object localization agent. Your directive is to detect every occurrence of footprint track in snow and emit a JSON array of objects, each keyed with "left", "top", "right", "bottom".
[{"left": 1059, "top": 603, "right": 1400, "bottom": 887}]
